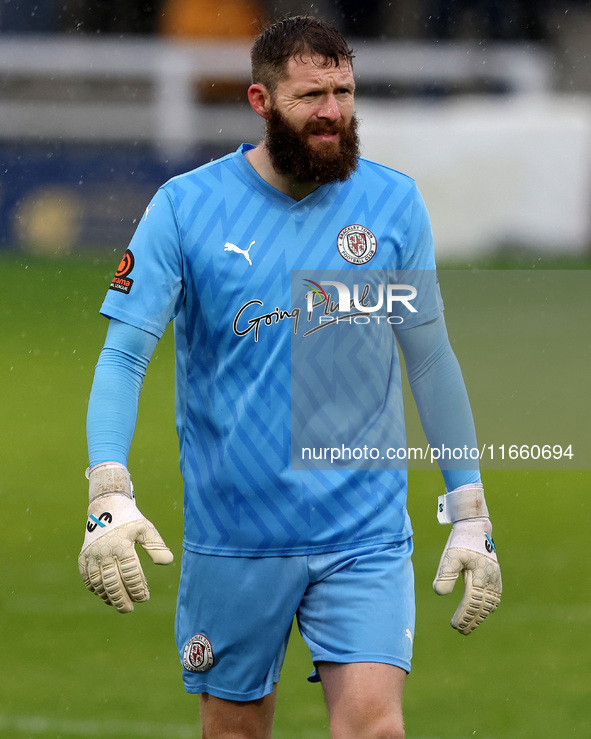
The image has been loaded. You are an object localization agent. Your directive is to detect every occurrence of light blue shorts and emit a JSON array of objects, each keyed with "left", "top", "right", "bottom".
[{"left": 175, "top": 538, "right": 415, "bottom": 701}]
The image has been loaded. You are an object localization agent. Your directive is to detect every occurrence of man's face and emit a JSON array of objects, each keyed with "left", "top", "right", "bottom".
[{"left": 265, "top": 55, "right": 360, "bottom": 185}]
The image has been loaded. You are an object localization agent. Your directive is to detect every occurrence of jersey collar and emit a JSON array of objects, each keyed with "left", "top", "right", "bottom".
[{"left": 232, "top": 143, "right": 338, "bottom": 212}]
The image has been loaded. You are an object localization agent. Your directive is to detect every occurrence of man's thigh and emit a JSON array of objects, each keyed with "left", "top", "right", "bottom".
[
  {"left": 199, "top": 686, "right": 278, "bottom": 739},
  {"left": 319, "top": 662, "right": 406, "bottom": 739},
  {"left": 298, "top": 539, "right": 416, "bottom": 679}
]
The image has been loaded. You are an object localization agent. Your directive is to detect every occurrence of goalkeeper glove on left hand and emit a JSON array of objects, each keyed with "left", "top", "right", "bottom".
[
  {"left": 433, "top": 484, "right": 502, "bottom": 635},
  {"left": 78, "top": 463, "right": 173, "bottom": 614}
]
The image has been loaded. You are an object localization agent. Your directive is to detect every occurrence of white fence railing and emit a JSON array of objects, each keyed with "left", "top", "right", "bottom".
[{"left": 0, "top": 35, "right": 553, "bottom": 156}]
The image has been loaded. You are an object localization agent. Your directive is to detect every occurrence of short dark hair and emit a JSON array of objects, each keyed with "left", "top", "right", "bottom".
[{"left": 251, "top": 15, "right": 355, "bottom": 93}]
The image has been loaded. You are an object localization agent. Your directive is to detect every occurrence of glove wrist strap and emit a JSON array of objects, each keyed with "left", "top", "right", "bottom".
[
  {"left": 87, "top": 462, "right": 132, "bottom": 503},
  {"left": 437, "top": 484, "right": 489, "bottom": 524}
]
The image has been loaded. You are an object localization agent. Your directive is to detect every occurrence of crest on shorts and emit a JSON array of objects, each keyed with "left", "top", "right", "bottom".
[
  {"left": 183, "top": 634, "right": 214, "bottom": 673},
  {"left": 337, "top": 224, "right": 377, "bottom": 265}
]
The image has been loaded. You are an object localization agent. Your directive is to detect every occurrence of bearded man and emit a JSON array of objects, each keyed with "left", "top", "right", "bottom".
[{"left": 79, "top": 15, "right": 501, "bottom": 739}]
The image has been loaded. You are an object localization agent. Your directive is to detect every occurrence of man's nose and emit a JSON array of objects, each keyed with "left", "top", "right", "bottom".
[{"left": 317, "top": 94, "right": 341, "bottom": 121}]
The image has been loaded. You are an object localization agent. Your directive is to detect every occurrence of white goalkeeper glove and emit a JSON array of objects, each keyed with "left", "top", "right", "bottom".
[
  {"left": 433, "top": 484, "right": 502, "bottom": 635},
  {"left": 78, "top": 462, "right": 173, "bottom": 614}
]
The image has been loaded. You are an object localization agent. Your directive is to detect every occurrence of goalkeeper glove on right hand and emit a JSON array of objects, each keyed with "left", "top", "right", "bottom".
[
  {"left": 78, "top": 463, "right": 173, "bottom": 614},
  {"left": 433, "top": 484, "right": 502, "bottom": 635}
]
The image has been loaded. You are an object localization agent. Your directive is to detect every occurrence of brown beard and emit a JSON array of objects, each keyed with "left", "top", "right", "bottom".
[{"left": 265, "top": 106, "right": 360, "bottom": 185}]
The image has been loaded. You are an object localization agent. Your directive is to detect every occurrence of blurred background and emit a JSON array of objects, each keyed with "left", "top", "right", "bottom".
[
  {"left": 1, "top": 3, "right": 590, "bottom": 739},
  {"left": 1, "top": 0, "right": 591, "bottom": 259}
]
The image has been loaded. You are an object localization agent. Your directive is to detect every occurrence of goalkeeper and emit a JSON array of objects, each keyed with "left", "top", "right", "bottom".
[{"left": 79, "top": 14, "right": 501, "bottom": 739}]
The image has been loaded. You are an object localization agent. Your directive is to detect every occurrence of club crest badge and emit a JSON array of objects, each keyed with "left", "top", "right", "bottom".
[
  {"left": 183, "top": 634, "right": 214, "bottom": 673},
  {"left": 337, "top": 224, "right": 377, "bottom": 265}
]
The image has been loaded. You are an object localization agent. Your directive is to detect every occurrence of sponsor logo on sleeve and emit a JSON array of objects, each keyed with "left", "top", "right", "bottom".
[{"left": 109, "top": 249, "right": 135, "bottom": 295}]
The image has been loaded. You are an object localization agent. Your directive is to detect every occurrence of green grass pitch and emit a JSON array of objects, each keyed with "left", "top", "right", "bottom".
[{"left": 1, "top": 253, "right": 589, "bottom": 738}]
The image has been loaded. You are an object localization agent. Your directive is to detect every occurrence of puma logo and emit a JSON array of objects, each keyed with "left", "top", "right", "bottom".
[
  {"left": 143, "top": 203, "right": 156, "bottom": 221},
  {"left": 224, "top": 240, "right": 256, "bottom": 266}
]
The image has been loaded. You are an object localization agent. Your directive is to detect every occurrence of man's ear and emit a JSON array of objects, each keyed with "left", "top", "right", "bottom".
[{"left": 248, "top": 83, "right": 272, "bottom": 119}]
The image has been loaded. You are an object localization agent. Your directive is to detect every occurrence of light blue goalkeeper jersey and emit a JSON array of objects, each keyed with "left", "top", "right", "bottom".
[{"left": 100, "top": 144, "right": 442, "bottom": 556}]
